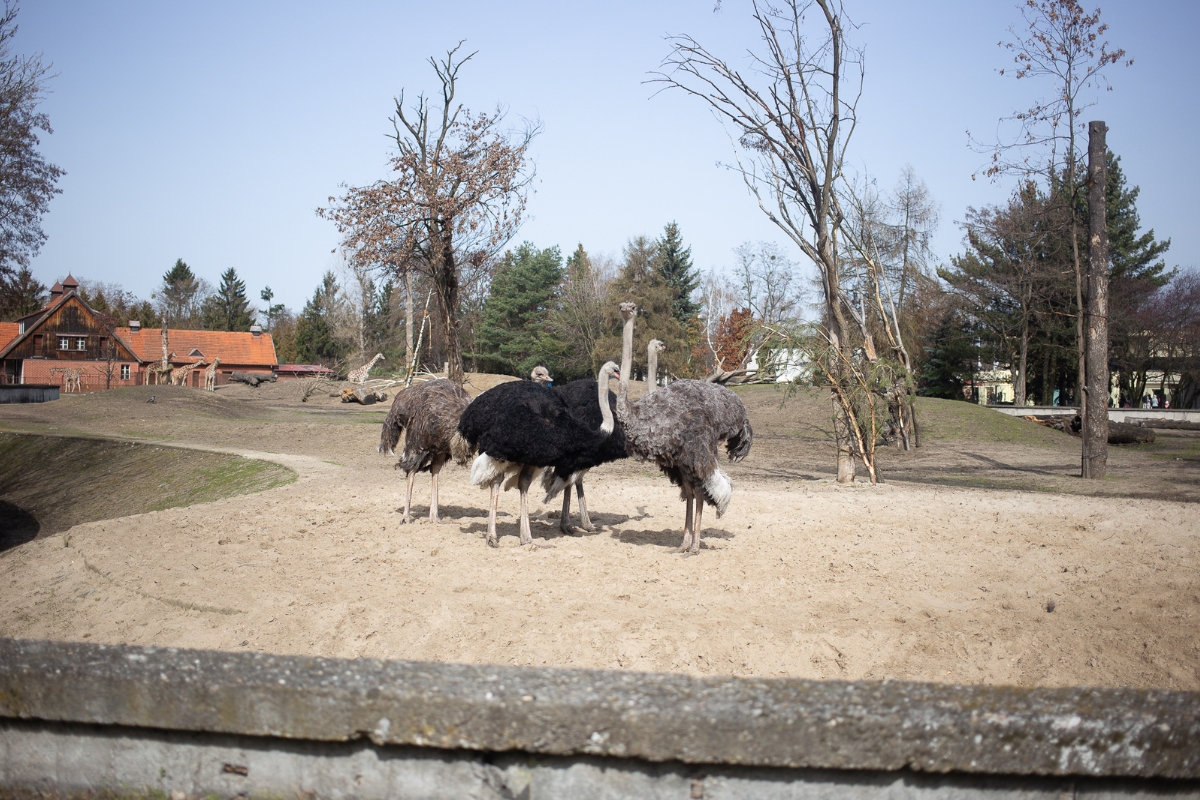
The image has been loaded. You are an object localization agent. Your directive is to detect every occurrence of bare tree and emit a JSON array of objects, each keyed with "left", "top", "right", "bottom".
[
  {"left": 657, "top": 0, "right": 868, "bottom": 482},
  {"left": 319, "top": 44, "right": 539, "bottom": 384},
  {"left": 973, "top": 0, "right": 1130, "bottom": 430}
]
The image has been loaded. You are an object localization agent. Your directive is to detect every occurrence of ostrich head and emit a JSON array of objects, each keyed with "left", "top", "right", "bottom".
[
  {"left": 530, "top": 366, "right": 553, "bottom": 386},
  {"left": 618, "top": 302, "right": 637, "bottom": 322},
  {"left": 647, "top": 339, "right": 665, "bottom": 393},
  {"left": 649, "top": 339, "right": 665, "bottom": 355}
]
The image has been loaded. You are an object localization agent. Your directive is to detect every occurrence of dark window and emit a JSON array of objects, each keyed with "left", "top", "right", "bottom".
[{"left": 120, "top": 364, "right": 130, "bottom": 380}]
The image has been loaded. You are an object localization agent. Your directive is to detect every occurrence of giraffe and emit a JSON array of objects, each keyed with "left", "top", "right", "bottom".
[
  {"left": 204, "top": 357, "right": 221, "bottom": 391},
  {"left": 170, "top": 359, "right": 207, "bottom": 387},
  {"left": 347, "top": 353, "right": 385, "bottom": 384},
  {"left": 146, "top": 352, "right": 176, "bottom": 386},
  {"left": 49, "top": 367, "right": 85, "bottom": 393}
]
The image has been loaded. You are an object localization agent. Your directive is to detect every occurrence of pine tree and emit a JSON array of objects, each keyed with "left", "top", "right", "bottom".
[
  {"left": 656, "top": 221, "right": 700, "bottom": 322},
  {"left": 294, "top": 271, "right": 345, "bottom": 365},
  {"left": 0, "top": 265, "right": 45, "bottom": 320},
  {"left": 1103, "top": 150, "right": 1175, "bottom": 404},
  {"left": 202, "top": 268, "right": 253, "bottom": 331},
  {"left": 474, "top": 242, "right": 564, "bottom": 376},
  {"left": 918, "top": 307, "right": 978, "bottom": 400},
  {"left": 158, "top": 258, "right": 202, "bottom": 324}
]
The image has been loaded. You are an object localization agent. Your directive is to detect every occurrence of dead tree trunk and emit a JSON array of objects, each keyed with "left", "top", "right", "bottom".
[{"left": 1082, "top": 120, "right": 1110, "bottom": 478}]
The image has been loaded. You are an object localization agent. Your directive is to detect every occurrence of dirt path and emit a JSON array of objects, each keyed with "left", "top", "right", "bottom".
[{"left": 1, "top": 382, "right": 1197, "bottom": 690}]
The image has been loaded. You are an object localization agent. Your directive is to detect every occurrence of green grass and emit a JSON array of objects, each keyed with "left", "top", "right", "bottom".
[{"left": 0, "top": 433, "right": 296, "bottom": 540}]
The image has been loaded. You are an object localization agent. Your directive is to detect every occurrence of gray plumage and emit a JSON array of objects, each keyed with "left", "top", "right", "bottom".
[
  {"left": 379, "top": 378, "right": 471, "bottom": 524},
  {"left": 614, "top": 301, "right": 753, "bottom": 554}
]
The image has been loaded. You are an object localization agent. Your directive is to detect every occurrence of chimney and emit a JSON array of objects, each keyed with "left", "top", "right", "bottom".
[
  {"left": 250, "top": 325, "right": 262, "bottom": 336},
  {"left": 129, "top": 321, "right": 141, "bottom": 332}
]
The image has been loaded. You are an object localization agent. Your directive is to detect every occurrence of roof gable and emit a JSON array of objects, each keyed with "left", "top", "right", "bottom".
[{"left": 0, "top": 291, "right": 142, "bottom": 362}]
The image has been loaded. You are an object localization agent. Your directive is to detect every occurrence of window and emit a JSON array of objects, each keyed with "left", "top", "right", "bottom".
[
  {"left": 120, "top": 364, "right": 130, "bottom": 380},
  {"left": 75, "top": 337, "right": 87, "bottom": 351},
  {"left": 58, "top": 337, "right": 69, "bottom": 350}
]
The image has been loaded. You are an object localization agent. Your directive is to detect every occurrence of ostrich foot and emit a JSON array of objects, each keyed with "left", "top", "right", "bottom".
[
  {"left": 677, "top": 533, "right": 693, "bottom": 553},
  {"left": 486, "top": 533, "right": 499, "bottom": 548}
]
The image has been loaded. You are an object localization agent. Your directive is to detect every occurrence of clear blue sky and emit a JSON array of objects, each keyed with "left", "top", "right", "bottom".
[{"left": 17, "top": 0, "right": 1200, "bottom": 312}]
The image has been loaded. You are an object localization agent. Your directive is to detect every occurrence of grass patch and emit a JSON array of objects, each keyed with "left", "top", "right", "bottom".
[{"left": 0, "top": 433, "right": 296, "bottom": 545}]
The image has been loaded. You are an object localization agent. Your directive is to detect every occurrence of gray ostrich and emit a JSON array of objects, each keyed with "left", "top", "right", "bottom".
[
  {"left": 379, "top": 378, "right": 471, "bottom": 524},
  {"left": 611, "top": 302, "right": 753, "bottom": 554}
]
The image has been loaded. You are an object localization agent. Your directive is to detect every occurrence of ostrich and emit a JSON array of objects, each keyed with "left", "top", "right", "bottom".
[
  {"left": 612, "top": 302, "right": 753, "bottom": 554},
  {"left": 379, "top": 378, "right": 471, "bottom": 524},
  {"left": 529, "top": 366, "right": 629, "bottom": 534},
  {"left": 456, "top": 368, "right": 617, "bottom": 547}
]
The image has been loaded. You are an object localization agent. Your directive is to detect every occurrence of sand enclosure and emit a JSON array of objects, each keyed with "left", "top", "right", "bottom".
[{"left": 1, "top": 380, "right": 1197, "bottom": 690}]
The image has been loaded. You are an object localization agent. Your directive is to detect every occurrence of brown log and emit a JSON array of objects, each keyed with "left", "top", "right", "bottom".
[{"left": 1108, "top": 422, "right": 1155, "bottom": 445}]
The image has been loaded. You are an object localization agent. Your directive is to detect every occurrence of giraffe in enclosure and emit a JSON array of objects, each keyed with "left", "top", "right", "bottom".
[
  {"left": 170, "top": 360, "right": 207, "bottom": 387},
  {"left": 146, "top": 355, "right": 176, "bottom": 386},
  {"left": 204, "top": 358, "right": 221, "bottom": 391},
  {"left": 347, "top": 353, "right": 385, "bottom": 384},
  {"left": 49, "top": 367, "right": 85, "bottom": 393}
]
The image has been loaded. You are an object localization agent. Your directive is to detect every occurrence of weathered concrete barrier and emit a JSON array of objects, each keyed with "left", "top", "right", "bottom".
[{"left": 1, "top": 638, "right": 1197, "bottom": 798}]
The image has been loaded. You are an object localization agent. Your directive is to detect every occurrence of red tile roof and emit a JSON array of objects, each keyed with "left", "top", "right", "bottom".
[
  {"left": 115, "top": 328, "right": 277, "bottom": 367},
  {"left": 0, "top": 322, "right": 18, "bottom": 351}
]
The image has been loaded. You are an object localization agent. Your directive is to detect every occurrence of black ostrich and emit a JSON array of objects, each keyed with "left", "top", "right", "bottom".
[
  {"left": 456, "top": 368, "right": 618, "bottom": 547},
  {"left": 529, "top": 367, "right": 628, "bottom": 533},
  {"left": 379, "top": 378, "right": 471, "bottom": 524}
]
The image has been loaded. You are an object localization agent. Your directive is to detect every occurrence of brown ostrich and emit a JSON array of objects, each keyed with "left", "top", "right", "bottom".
[
  {"left": 379, "top": 378, "right": 471, "bottom": 524},
  {"left": 611, "top": 302, "right": 753, "bottom": 554}
]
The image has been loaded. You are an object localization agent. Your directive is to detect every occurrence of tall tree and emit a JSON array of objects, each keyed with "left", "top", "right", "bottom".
[
  {"left": 474, "top": 242, "right": 564, "bottom": 376},
  {"left": 976, "top": 0, "right": 1130, "bottom": 422},
  {"left": 294, "top": 271, "right": 346, "bottom": 366},
  {"left": 656, "top": 221, "right": 700, "bottom": 322},
  {"left": 156, "top": 258, "right": 207, "bottom": 325},
  {"left": 546, "top": 244, "right": 612, "bottom": 382},
  {"left": 0, "top": 2, "right": 64, "bottom": 281},
  {"left": 319, "top": 43, "right": 539, "bottom": 384},
  {"left": 659, "top": 0, "right": 872, "bottom": 482},
  {"left": 202, "top": 267, "right": 253, "bottom": 331},
  {"left": 0, "top": 263, "right": 41, "bottom": 318}
]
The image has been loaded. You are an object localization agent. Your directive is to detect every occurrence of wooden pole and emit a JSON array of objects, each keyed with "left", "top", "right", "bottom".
[{"left": 1082, "top": 121, "right": 1110, "bottom": 478}]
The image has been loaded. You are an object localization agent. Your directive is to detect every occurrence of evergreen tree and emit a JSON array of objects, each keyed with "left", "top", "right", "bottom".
[
  {"left": 1102, "top": 150, "right": 1175, "bottom": 404},
  {"left": 0, "top": 265, "right": 45, "bottom": 320},
  {"left": 594, "top": 235, "right": 696, "bottom": 380},
  {"left": 918, "top": 307, "right": 979, "bottom": 400},
  {"left": 202, "top": 267, "right": 253, "bottom": 331},
  {"left": 474, "top": 242, "right": 564, "bottom": 376},
  {"left": 157, "top": 258, "right": 204, "bottom": 324},
  {"left": 294, "top": 271, "right": 345, "bottom": 365},
  {"left": 656, "top": 221, "right": 700, "bottom": 322}
]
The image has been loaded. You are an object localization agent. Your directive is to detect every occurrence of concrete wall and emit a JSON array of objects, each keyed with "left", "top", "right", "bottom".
[
  {"left": 987, "top": 405, "right": 1200, "bottom": 424},
  {"left": 2, "top": 638, "right": 1197, "bottom": 799}
]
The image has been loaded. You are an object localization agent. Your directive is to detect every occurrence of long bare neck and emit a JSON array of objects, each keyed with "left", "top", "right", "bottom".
[
  {"left": 647, "top": 346, "right": 658, "bottom": 395},
  {"left": 597, "top": 364, "right": 615, "bottom": 434},
  {"left": 618, "top": 314, "right": 634, "bottom": 412}
]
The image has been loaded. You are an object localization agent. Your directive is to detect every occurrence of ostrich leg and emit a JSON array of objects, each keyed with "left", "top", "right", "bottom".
[
  {"left": 402, "top": 470, "right": 417, "bottom": 524},
  {"left": 575, "top": 473, "right": 594, "bottom": 531},
  {"left": 517, "top": 466, "right": 550, "bottom": 547},
  {"left": 486, "top": 482, "right": 501, "bottom": 547},
  {"left": 429, "top": 455, "right": 447, "bottom": 523},
  {"left": 679, "top": 485, "right": 695, "bottom": 553},
  {"left": 558, "top": 486, "right": 573, "bottom": 534},
  {"left": 690, "top": 499, "right": 705, "bottom": 555}
]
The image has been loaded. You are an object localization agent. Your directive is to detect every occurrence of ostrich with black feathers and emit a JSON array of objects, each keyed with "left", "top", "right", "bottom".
[
  {"left": 528, "top": 366, "right": 628, "bottom": 534},
  {"left": 456, "top": 367, "right": 618, "bottom": 547},
  {"left": 612, "top": 302, "right": 753, "bottom": 554},
  {"left": 379, "top": 378, "right": 471, "bottom": 524}
]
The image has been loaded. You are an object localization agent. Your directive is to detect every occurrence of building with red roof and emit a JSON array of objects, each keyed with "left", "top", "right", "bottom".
[{"left": 0, "top": 277, "right": 277, "bottom": 390}]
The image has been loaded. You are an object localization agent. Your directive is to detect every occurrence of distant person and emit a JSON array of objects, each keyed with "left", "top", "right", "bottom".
[
  {"left": 1152, "top": 394, "right": 1159, "bottom": 409},
  {"left": 1143, "top": 395, "right": 1151, "bottom": 408}
]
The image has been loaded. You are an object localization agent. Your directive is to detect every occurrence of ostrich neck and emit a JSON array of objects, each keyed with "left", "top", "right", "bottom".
[
  {"left": 647, "top": 346, "right": 658, "bottom": 395},
  {"left": 617, "top": 313, "right": 635, "bottom": 417},
  {"left": 598, "top": 365, "right": 615, "bottom": 434}
]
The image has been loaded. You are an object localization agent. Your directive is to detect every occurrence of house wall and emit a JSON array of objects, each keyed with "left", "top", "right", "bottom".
[
  {"left": 6, "top": 301, "right": 134, "bottom": 363},
  {"left": 21, "top": 359, "right": 141, "bottom": 391}
]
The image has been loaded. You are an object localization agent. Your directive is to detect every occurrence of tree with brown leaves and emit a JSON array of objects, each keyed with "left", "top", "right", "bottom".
[{"left": 319, "top": 44, "right": 539, "bottom": 384}]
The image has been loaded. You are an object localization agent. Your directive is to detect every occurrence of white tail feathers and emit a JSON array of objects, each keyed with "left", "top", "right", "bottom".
[
  {"left": 470, "top": 454, "right": 508, "bottom": 487},
  {"left": 540, "top": 468, "right": 584, "bottom": 503},
  {"left": 704, "top": 468, "right": 734, "bottom": 517}
]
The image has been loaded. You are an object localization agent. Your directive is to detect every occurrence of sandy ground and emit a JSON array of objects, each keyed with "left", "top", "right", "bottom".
[{"left": 1, "top": 379, "right": 1198, "bottom": 690}]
